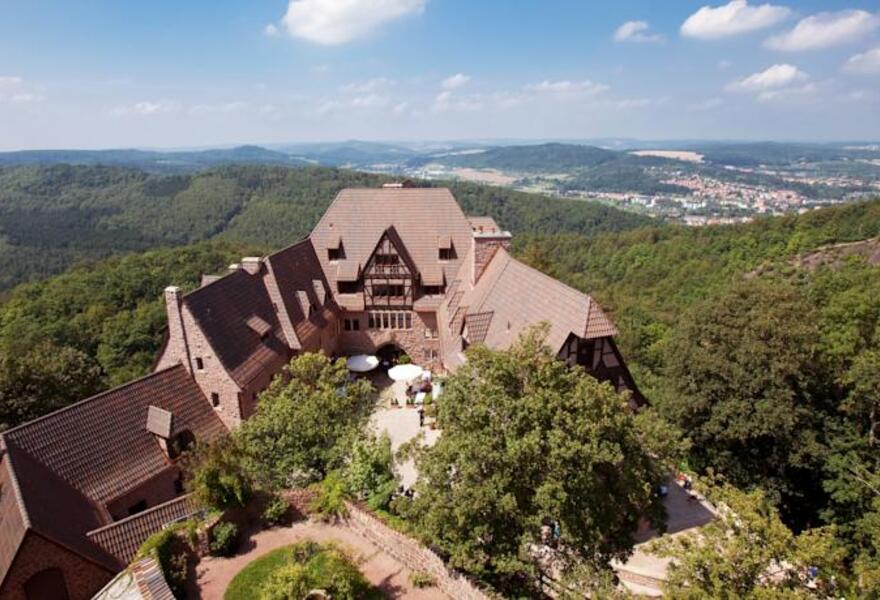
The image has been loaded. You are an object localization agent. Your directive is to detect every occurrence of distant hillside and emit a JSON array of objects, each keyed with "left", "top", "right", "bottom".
[
  {"left": 417, "top": 143, "right": 622, "bottom": 171},
  {"left": 0, "top": 164, "right": 651, "bottom": 290},
  {"left": 0, "top": 145, "right": 307, "bottom": 174}
]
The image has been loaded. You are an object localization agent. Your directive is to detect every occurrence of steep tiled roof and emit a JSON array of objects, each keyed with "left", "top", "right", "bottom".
[
  {"left": 450, "top": 248, "right": 618, "bottom": 354},
  {"left": 310, "top": 188, "right": 474, "bottom": 294},
  {"left": 184, "top": 270, "right": 289, "bottom": 386},
  {"left": 88, "top": 495, "right": 197, "bottom": 565},
  {"left": 264, "top": 240, "right": 336, "bottom": 349},
  {"left": 1, "top": 365, "right": 224, "bottom": 506}
]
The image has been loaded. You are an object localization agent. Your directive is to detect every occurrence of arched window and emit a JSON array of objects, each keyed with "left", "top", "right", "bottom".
[{"left": 24, "top": 568, "right": 69, "bottom": 600}]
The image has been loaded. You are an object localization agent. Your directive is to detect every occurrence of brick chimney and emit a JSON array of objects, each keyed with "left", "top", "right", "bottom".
[
  {"left": 241, "top": 257, "right": 262, "bottom": 275},
  {"left": 164, "top": 286, "right": 192, "bottom": 373},
  {"left": 471, "top": 230, "right": 512, "bottom": 285}
]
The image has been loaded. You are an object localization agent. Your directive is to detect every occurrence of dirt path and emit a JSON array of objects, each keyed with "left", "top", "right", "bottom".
[{"left": 193, "top": 519, "right": 448, "bottom": 600}]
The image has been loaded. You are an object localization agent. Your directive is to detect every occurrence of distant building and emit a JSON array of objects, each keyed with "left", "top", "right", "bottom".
[{"left": 0, "top": 186, "right": 644, "bottom": 599}]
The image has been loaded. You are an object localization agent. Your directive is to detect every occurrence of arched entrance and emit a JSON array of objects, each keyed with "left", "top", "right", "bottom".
[
  {"left": 376, "top": 343, "right": 406, "bottom": 368},
  {"left": 24, "top": 568, "right": 69, "bottom": 600}
]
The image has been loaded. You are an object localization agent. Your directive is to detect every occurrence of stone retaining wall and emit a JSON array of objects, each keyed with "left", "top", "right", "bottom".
[{"left": 343, "top": 501, "right": 492, "bottom": 600}]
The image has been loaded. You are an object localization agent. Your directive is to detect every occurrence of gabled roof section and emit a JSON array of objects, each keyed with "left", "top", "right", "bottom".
[
  {"left": 1, "top": 365, "right": 225, "bottom": 507},
  {"left": 310, "top": 187, "right": 474, "bottom": 294},
  {"left": 184, "top": 269, "right": 289, "bottom": 386},
  {"left": 451, "top": 247, "right": 618, "bottom": 353},
  {"left": 264, "top": 239, "right": 335, "bottom": 350}
]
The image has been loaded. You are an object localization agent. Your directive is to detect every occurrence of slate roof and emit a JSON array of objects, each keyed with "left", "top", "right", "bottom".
[
  {"left": 449, "top": 247, "right": 618, "bottom": 354},
  {"left": 183, "top": 269, "right": 290, "bottom": 387},
  {"left": 310, "top": 188, "right": 474, "bottom": 294}
]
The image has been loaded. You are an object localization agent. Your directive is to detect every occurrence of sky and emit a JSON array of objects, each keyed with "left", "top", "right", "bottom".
[{"left": 0, "top": 0, "right": 879, "bottom": 150}]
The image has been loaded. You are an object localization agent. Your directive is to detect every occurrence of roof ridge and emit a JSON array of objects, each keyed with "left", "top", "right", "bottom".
[
  {"left": 2, "top": 441, "right": 32, "bottom": 529},
  {"left": 469, "top": 248, "right": 513, "bottom": 313},
  {"left": 1, "top": 364, "right": 188, "bottom": 438}
]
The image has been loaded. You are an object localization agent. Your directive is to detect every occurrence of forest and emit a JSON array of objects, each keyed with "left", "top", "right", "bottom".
[{"left": 0, "top": 164, "right": 650, "bottom": 290}]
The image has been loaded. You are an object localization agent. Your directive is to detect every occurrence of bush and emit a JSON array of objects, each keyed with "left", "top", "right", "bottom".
[
  {"left": 410, "top": 571, "right": 436, "bottom": 588},
  {"left": 262, "top": 494, "right": 290, "bottom": 527},
  {"left": 258, "top": 543, "right": 376, "bottom": 600},
  {"left": 186, "top": 436, "right": 251, "bottom": 511},
  {"left": 308, "top": 472, "right": 349, "bottom": 522},
  {"left": 398, "top": 354, "right": 412, "bottom": 364},
  {"left": 210, "top": 521, "right": 239, "bottom": 557},
  {"left": 343, "top": 434, "right": 397, "bottom": 512},
  {"left": 135, "top": 526, "right": 192, "bottom": 599}
]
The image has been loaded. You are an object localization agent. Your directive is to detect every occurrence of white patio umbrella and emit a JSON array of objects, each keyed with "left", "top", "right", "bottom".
[
  {"left": 346, "top": 354, "right": 379, "bottom": 373},
  {"left": 387, "top": 363, "right": 424, "bottom": 382}
]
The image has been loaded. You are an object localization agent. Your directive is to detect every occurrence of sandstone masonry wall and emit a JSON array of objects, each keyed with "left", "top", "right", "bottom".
[{"left": 343, "top": 502, "right": 492, "bottom": 600}]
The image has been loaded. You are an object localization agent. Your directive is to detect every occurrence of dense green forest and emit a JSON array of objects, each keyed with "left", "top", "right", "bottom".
[{"left": 0, "top": 164, "right": 650, "bottom": 290}]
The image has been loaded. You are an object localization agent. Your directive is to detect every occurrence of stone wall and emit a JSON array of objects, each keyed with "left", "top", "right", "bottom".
[
  {"left": 343, "top": 502, "right": 492, "bottom": 600},
  {"left": 339, "top": 310, "right": 442, "bottom": 372}
]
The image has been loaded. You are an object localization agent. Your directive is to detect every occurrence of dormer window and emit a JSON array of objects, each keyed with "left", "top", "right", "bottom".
[
  {"left": 329, "top": 247, "right": 344, "bottom": 261},
  {"left": 438, "top": 235, "right": 455, "bottom": 260},
  {"left": 439, "top": 248, "right": 455, "bottom": 260}
]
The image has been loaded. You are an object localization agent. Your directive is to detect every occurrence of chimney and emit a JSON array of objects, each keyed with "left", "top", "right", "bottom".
[
  {"left": 241, "top": 257, "right": 262, "bottom": 275},
  {"left": 146, "top": 406, "right": 174, "bottom": 457},
  {"left": 164, "top": 286, "right": 192, "bottom": 373},
  {"left": 471, "top": 230, "right": 512, "bottom": 285},
  {"left": 228, "top": 263, "right": 241, "bottom": 273}
]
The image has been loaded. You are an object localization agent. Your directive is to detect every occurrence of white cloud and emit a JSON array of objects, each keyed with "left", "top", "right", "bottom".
[
  {"left": 278, "top": 0, "right": 426, "bottom": 45},
  {"left": 110, "top": 101, "right": 179, "bottom": 117},
  {"left": 264, "top": 23, "right": 280, "bottom": 37},
  {"left": 614, "top": 20, "right": 663, "bottom": 43},
  {"left": 525, "top": 79, "right": 609, "bottom": 95},
  {"left": 0, "top": 76, "right": 45, "bottom": 104},
  {"left": 341, "top": 77, "right": 395, "bottom": 93},
  {"left": 441, "top": 73, "right": 470, "bottom": 90},
  {"left": 189, "top": 101, "right": 247, "bottom": 115},
  {"left": 756, "top": 82, "right": 817, "bottom": 103},
  {"left": 431, "top": 90, "right": 482, "bottom": 112},
  {"left": 718, "top": 59, "right": 732, "bottom": 70},
  {"left": 681, "top": 0, "right": 790, "bottom": 39},
  {"left": 349, "top": 93, "right": 390, "bottom": 108},
  {"left": 726, "top": 63, "right": 807, "bottom": 92},
  {"left": 844, "top": 47, "right": 880, "bottom": 74},
  {"left": 392, "top": 101, "right": 409, "bottom": 114},
  {"left": 766, "top": 10, "right": 880, "bottom": 51}
]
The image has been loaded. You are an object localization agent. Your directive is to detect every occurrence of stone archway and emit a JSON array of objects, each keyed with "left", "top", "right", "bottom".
[{"left": 376, "top": 343, "right": 406, "bottom": 367}]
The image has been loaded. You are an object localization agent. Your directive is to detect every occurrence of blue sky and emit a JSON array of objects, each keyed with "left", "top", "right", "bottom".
[{"left": 0, "top": 0, "right": 878, "bottom": 150}]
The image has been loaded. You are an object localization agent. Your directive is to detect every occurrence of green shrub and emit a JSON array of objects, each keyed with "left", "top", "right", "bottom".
[
  {"left": 186, "top": 436, "right": 251, "bottom": 511},
  {"left": 210, "top": 521, "right": 239, "bottom": 557},
  {"left": 343, "top": 434, "right": 397, "bottom": 512},
  {"left": 398, "top": 354, "right": 412, "bottom": 364},
  {"left": 308, "top": 472, "right": 349, "bottom": 522},
  {"left": 135, "top": 527, "right": 190, "bottom": 598},
  {"left": 258, "top": 543, "right": 375, "bottom": 600},
  {"left": 262, "top": 494, "right": 290, "bottom": 527},
  {"left": 410, "top": 571, "right": 436, "bottom": 588}
]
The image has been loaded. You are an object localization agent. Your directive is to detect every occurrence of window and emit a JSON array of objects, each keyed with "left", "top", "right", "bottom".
[
  {"left": 328, "top": 247, "right": 345, "bottom": 261},
  {"left": 367, "top": 311, "right": 413, "bottom": 331},
  {"left": 425, "top": 327, "right": 437, "bottom": 339},
  {"left": 372, "top": 284, "right": 405, "bottom": 298},
  {"left": 424, "top": 349, "right": 439, "bottom": 361},
  {"left": 338, "top": 281, "right": 358, "bottom": 294},
  {"left": 375, "top": 254, "right": 399, "bottom": 266},
  {"left": 195, "top": 357, "right": 204, "bottom": 370},
  {"left": 423, "top": 285, "right": 444, "bottom": 296},
  {"left": 439, "top": 247, "right": 456, "bottom": 260},
  {"left": 343, "top": 318, "right": 360, "bottom": 331},
  {"left": 211, "top": 392, "right": 220, "bottom": 407},
  {"left": 128, "top": 500, "right": 148, "bottom": 516}
]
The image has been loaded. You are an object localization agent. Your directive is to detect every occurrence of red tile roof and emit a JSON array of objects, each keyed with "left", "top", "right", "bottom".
[
  {"left": 2, "top": 365, "right": 224, "bottom": 506},
  {"left": 184, "top": 270, "right": 290, "bottom": 387},
  {"left": 311, "top": 188, "right": 474, "bottom": 296},
  {"left": 87, "top": 495, "right": 197, "bottom": 565}
]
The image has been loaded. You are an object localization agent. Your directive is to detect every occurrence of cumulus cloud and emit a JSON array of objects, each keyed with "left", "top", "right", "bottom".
[
  {"left": 766, "top": 10, "right": 880, "bottom": 51},
  {"left": 844, "top": 47, "right": 880, "bottom": 74},
  {"left": 441, "top": 73, "right": 470, "bottom": 90},
  {"left": 431, "top": 90, "right": 482, "bottom": 112},
  {"left": 681, "top": 0, "right": 790, "bottom": 39},
  {"left": 264, "top": 23, "right": 280, "bottom": 37},
  {"left": 726, "top": 63, "right": 807, "bottom": 92},
  {"left": 614, "top": 20, "right": 663, "bottom": 43},
  {"left": 756, "top": 82, "right": 817, "bottom": 103},
  {"left": 277, "top": 0, "right": 426, "bottom": 45},
  {"left": 525, "top": 79, "right": 609, "bottom": 95}
]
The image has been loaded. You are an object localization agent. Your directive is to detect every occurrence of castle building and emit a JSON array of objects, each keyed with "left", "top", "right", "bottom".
[{"left": 0, "top": 186, "right": 643, "bottom": 599}]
